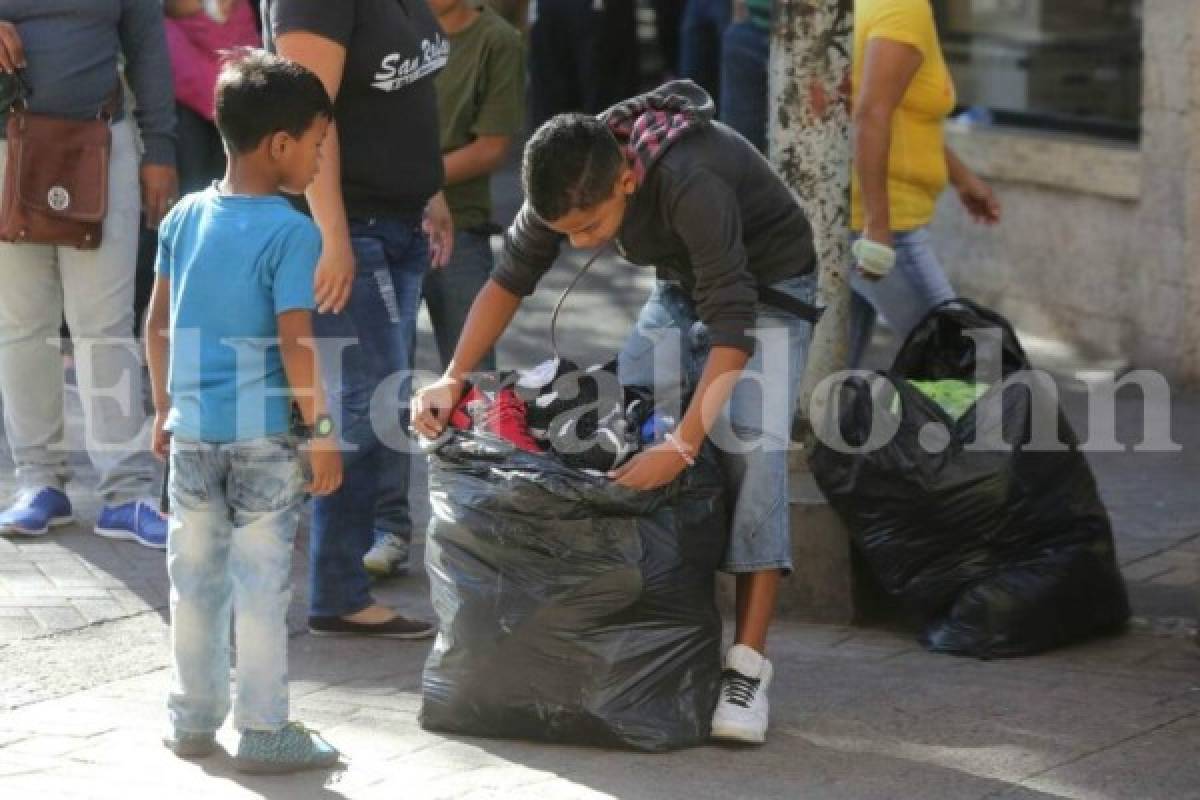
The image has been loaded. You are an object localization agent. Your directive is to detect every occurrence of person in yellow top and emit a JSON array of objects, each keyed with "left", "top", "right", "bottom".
[{"left": 849, "top": 0, "right": 1001, "bottom": 365}]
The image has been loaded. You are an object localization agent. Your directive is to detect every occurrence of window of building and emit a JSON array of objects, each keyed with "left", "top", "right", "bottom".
[{"left": 934, "top": 0, "right": 1142, "bottom": 142}]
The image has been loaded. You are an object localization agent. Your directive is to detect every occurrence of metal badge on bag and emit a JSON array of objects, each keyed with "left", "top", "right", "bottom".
[{"left": 47, "top": 186, "right": 70, "bottom": 212}]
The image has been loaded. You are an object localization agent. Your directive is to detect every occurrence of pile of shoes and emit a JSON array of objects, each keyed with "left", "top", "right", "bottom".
[{"left": 446, "top": 359, "right": 670, "bottom": 474}]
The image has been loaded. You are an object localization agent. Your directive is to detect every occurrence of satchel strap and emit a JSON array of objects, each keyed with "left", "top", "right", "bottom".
[
  {"left": 4, "top": 69, "right": 32, "bottom": 113},
  {"left": 97, "top": 83, "right": 122, "bottom": 122},
  {"left": 4, "top": 70, "right": 120, "bottom": 121}
]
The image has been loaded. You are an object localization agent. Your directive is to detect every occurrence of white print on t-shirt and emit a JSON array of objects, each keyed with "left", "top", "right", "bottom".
[{"left": 371, "top": 34, "right": 449, "bottom": 92}]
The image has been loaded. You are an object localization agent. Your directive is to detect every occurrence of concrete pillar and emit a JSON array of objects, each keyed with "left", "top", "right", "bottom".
[
  {"left": 763, "top": 0, "right": 866, "bottom": 623},
  {"left": 768, "top": 0, "right": 854, "bottom": 421}
]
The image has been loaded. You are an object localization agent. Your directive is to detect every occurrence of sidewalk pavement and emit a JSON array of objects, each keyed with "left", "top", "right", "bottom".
[{"left": 0, "top": 158, "right": 1196, "bottom": 797}]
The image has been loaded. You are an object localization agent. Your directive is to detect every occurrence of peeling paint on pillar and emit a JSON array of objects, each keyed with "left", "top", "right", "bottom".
[{"left": 769, "top": 0, "right": 854, "bottom": 428}]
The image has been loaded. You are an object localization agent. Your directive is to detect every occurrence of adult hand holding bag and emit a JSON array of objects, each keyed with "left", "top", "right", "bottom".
[{"left": 0, "top": 69, "right": 113, "bottom": 250}]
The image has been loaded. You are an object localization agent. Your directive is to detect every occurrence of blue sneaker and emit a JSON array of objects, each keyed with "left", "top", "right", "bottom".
[
  {"left": 0, "top": 487, "right": 73, "bottom": 536},
  {"left": 235, "top": 722, "right": 340, "bottom": 774},
  {"left": 94, "top": 499, "right": 167, "bottom": 550}
]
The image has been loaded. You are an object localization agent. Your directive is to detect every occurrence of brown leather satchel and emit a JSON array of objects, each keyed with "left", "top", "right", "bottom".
[{"left": 0, "top": 80, "right": 116, "bottom": 250}]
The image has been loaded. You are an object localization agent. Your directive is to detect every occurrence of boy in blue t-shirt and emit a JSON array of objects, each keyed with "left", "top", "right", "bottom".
[{"left": 144, "top": 50, "right": 342, "bottom": 773}]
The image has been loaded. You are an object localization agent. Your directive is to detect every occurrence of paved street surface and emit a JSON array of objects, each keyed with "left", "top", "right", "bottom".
[{"left": 0, "top": 160, "right": 1196, "bottom": 798}]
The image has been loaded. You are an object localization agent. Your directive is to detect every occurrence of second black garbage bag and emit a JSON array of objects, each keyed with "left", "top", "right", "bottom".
[
  {"left": 810, "top": 299, "right": 1130, "bottom": 658},
  {"left": 419, "top": 428, "right": 729, "bottom": 752}
]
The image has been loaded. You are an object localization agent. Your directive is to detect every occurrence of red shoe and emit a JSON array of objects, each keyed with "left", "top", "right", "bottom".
[
  {"left": 450, "top": 386, "right": 542, "bottom": 454},
  {"left": 448, "top": 387, "right": 477, "bottom": 431}
]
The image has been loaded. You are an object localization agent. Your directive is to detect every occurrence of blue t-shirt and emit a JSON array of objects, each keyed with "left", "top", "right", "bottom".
[{"left": 155, "top": 187, "right": 321, "bottom": 443}]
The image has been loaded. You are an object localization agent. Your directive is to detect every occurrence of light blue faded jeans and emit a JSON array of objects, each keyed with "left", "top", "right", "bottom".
[
  {"left": 166, "top": 434, "right": 304, "bottom": 734},
  {"left": 617, "top": 273, "right": 815, "bottom": 574},
  {"left": 848, "top": 227, "right": 956, "bottom": 367}
]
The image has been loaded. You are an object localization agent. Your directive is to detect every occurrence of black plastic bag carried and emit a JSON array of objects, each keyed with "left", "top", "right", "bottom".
[
  {"left": 811, "top": 300, "right": 1129, "bottom": 658},
  {"left": 419, "top": 429, "right": 728, "bottom": 751}
]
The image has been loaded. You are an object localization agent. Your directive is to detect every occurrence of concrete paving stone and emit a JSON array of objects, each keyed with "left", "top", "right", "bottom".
[
  {"left": 13, "top": 541, "right": 79, "bottom": 556},
  {"left": 68, "top": 597, "right": 128, "bottom": 624},
  {"left": 0, "top": 702, "right": 129, "bottom": 738},
  {"left": 0, "top": 614, "right": 41, "bottom": 640},
  {"left": 1, "top": 588, "right": 115, "bottom": 604},
  {"left": 1015, "top": 632, "right": 1184, "bottom": 673},
  {"left": 349, "top": 690, "right": 424, "bottom": 714},
  {"left": 320, "top": 720, "right": 431, "bottom": 765},
  {"left": 5, "top": 733, "right": 99, "bottom": 758},
  {"left": 412, "top": 763, "right": 581, "bottom": 799},
  {"left": 64, "top": 728, "right": 180, "bottom": 768},
  {"left": 1154, "top": 566, "right": 1200, "bottom": 587},
  {"left": 0, "top": 730, "right": 29, "bottom": 747},
  {"left": 0, "top": 570, "right": 57, "bottom": 593},
  {"left": 1134, "top": 643, "right": 1200, "bottom": 674},
  {"left": 0, "top": 764, "right": 246, "bottom": 800},
  {"left": 90, "top": 674, "right": 172, "bottom": 703},
  {"left": 1130, "top": 615, "right": 1199, "bottom": 638},
  {"left": 1143, "top": 549, "right": 1200, "bottom": 569},
  {"left": 28, "top": 605, "right": 86, "bottom": 633},
  {"left": 1017, "top": 712, "right": 1200, "bottom": 800},
  {"left": 0, "top": 751, "right": 62, "bottom": 780},
  {"left": 290, "top": 690, "right": 366, "bottom": 718},
  {"left": 778, "top": 660, "right": 1191, "bottom": 772},
  {"left": 42, "top": 574, "right": 128, "bottom": 591},
  {"left": 106, "top": 587, "right": 160, "bottom": 614},
  {"left": 37, "top": 555, "right": 110, "bottom": 577},
  {"left": 1122, "top": 559, "right": 1178, "bottom": 582},
  {"left": 375, "top": 751, "right": 476, "bottom": 785},
  {"left": 81, "top": 562, "right": 130, "bottom": 583}
]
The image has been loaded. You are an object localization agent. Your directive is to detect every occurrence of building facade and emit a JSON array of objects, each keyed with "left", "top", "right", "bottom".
[{"left": 929, "top": 0, "right": 1199, "bottom": 384}]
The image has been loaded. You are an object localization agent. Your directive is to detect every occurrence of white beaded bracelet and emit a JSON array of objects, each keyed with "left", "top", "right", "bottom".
[
  {"left": 852, "top": 238, "right": 897, "bottom": 279},
  {"left": 664, "top": 432, "right": 696, "bottom": 468}
]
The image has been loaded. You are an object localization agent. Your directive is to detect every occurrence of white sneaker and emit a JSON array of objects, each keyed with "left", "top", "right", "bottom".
[
  {"left": 710, "top": 643, "right": 773, "bottom": 744},
  {"left": 363, "top": 532, "right": 410, "bottom": 577}
]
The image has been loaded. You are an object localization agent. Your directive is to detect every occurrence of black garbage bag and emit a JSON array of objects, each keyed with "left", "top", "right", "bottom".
[
  {"left": 419, "top": 428, "right": 729, "bottom": 751},
  {"left": 810, "top": 299, "right": 1129, "bottom": 658}
]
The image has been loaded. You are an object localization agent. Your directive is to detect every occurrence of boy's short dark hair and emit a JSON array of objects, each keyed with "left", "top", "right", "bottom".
[
  {"left": 215, "top": 49, "right": 333, "bottom": 154},
  {"left": 522, "top": 114, "right": 625, "bottom": 222}
]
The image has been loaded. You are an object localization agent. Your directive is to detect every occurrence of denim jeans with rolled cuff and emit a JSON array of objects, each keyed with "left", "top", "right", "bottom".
[{"left": 616, "top": 273, "right": 815, "bottom": 574}]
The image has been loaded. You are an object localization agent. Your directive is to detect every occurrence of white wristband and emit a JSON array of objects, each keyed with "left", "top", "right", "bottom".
[{"left": 664, "top": 432, "right": 696, "bottom": 468}]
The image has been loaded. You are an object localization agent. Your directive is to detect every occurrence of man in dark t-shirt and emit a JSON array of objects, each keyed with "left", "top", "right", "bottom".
[
  {"left": 363, "top": 0, "right": 524, "bottom": 579},
  {"left": 264, "top": 0, "right": 451, "bottom": 639}
]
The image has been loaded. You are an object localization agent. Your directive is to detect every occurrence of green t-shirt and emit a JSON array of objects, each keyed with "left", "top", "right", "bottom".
[{"left": 435, "top": 7, "right": 525, "bottom": 231}]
